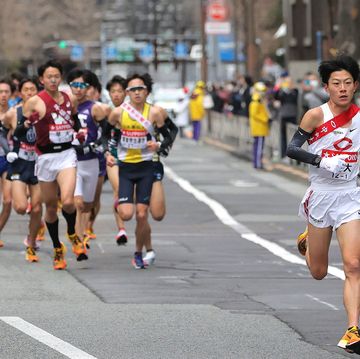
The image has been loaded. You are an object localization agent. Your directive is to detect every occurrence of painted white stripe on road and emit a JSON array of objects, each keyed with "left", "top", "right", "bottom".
[
  {"left": 0, "top": 317, "right": 97, "bottom": 359},
  {"left": 306, "top": 294, "right": 339, "bottom": 311},
  {"left": 165, "top": 166, "right": 346, "bottom": 281}
]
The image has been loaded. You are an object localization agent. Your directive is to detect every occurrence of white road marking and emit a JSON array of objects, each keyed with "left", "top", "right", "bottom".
[
  {"left": 230, "top": 179, "right": 259, "bottom": 188},
  {"left": 96, "top": 242, "right": 105, "bottom": 254},
  {"left": 165, "top": 166, "right": 346, "bottom": 281},
  {"left": 306, "top": 294, "right": 339, "bottom": 311},
  {"left": 0, "top": 317, "right": 97, "bottom": 359}
]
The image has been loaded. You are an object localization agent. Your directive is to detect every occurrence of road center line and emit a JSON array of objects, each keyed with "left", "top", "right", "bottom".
[
  {"left": 0, "top": 317, "right": 97, "bottom": 359},
  {"left": 165, "top": 166, "right": 345, "bottom": 281}
]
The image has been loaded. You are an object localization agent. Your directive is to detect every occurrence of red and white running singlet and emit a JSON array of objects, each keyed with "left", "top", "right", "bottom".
[
  {"left": 308, "top": 103, "right": 360, "bottom": 188},
  {"left": 34, "top": 90, "right": 74, "bottom": 153}
]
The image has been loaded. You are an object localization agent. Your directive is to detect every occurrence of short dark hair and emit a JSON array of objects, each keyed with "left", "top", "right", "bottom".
[
  {"left": 125, "top": 73, "right": 153, "bottom": 93},
  {"left": 38, "top": 60, "right": 63, "bottom": 77},
  {"left": 318, "top": 55, "right": 360, "bottom": 84},
  {"left": 0, "top": 78, "right": 14, "bottom": 93},
  {"left": 83, "top": 70, "right": 101, "bottom": 92},
  {"left": 66, "top": 68, "right": 86, "bottom": 84},
  {"left": 106, "top": 75, "right": 126, "bottom": 91},
  {"left": 19, "top": 77, "right": 40, "bottom": 92}
]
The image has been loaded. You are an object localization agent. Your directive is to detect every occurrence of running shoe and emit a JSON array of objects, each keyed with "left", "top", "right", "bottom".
[
  {"left": 83, "top": 234, "right": 91, "bottom": 249},
  {"left": 53, "top": 243, "right": 67, "bottom": 270},
  {"left": 67, "top": 233, "right": 88, "bottom": 261},
  {"left": 25, "top": 202, "right": 32, "bottom": 214},
  {"left": 85, "top": 228, "right": 96, "bottom": 240},
  {"left": 131, "top": 252, "right": 145, "bottom": 269},
  {"left": 297, "top": 227, "right": 308, "bottom": 256},
  {"left": 25, "top": 247, "right": 39, "bottom": 263},
  {"left": 0, "top": 239, "right": 3, "bottom": 248},
  {"left": 143, "top": 250, "right": 156, "bottom": 266},
  {"left": 23, "top": 236, "right": 40, "bottom": 251},
  {"left": 338, "top": 326, "right": 360, "bottom": 353},
  {"left": 116, "top": 228, "right": 127, "bottom": 246},
  {"left": 36, "top": 221, "right": 46, "bottom": 241}
]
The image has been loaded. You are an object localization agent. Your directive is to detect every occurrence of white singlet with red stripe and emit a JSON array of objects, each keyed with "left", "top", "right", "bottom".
[{"left": 308, "top": 103, "right": 360, "bottom": 189}]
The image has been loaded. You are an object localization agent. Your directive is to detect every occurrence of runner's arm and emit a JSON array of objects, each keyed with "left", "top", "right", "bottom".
[{"left": 286, "top": 108, "right": 325, "bottom": 166}]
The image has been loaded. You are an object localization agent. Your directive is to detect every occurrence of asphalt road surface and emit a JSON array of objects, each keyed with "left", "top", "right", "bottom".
[{"left": 0, "top": 138, "right": 353, "bottom": 358}]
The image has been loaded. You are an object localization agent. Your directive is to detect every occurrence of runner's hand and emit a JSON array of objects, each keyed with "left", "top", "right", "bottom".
[
  {"left": 28, "top": 112, "right": 40, "bottom": 125},
  {"left": 6, "top": 152, "right": 18, "bottom": 163},
  {"left": 319, "top": 155, "right": 348, "bottom": 173}
]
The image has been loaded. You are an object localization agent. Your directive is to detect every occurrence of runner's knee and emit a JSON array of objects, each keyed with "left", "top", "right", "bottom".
[
  {"left": 310, "top": 266, "right": 328, "bottom": 280},
  {"left": 343, "top": 257, "right": 360, "bottom": 277}
]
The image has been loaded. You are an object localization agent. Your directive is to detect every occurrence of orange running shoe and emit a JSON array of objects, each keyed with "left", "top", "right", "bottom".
[
  {"left": 25, "top": 247, "right": 39, "bottom": 263},
  {"left": 67, "top": 233, "right": 88, "bottom": 261},
  {"left": 0, "top": 239, "right": 3, "bottom": 248},
  {"left": 53, "top": 243, "right": 67, "bottom": 270},
  {"left": 36, "top": 221, "right": 46, "bottom": 241},
  {"left": 338, "top": 326, "right": 360, "bottom": 353},
  {"left": 297, "top": 227, "right": 308, "bottom": 256},
  {"left": 85, "top": 228, "right": 96, "bottom": 240}
]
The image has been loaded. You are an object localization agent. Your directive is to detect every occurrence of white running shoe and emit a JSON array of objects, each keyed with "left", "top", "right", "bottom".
[{"left": 143, "top": 250, "right": 156, "bottom": 266}]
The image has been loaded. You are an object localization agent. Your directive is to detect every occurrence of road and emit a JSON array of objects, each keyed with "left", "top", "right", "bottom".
[{"left": 0, "top": 137, "right": 352, "bottom": 358}]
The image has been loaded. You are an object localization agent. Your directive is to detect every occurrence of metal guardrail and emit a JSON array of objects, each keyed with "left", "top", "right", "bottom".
[{"left": 203, "top": 111, "right": 308, "bottom": 170}]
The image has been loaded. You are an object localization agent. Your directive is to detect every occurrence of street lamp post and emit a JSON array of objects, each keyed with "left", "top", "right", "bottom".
[{"left": 200, "top": 0, "right": 208, "bottom": 83}]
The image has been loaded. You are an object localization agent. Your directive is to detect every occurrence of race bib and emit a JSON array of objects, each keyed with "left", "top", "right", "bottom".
[
  {"left": 120, "top": 129, "right": 147, "bottom": 149},
  {"left": 18, "top": 142, "right": 36, "bottom": 161},
  {"left": 49, "top": 123, "right": 74, "bottom": 144}
]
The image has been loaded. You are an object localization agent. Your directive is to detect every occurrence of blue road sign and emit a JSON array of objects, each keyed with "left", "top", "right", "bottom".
[
  {"left": 70, "top": 45, "right": 84, "bottom": 62},
  {"left": 175, "top": 42, "right": 188, "bottom": 59}
]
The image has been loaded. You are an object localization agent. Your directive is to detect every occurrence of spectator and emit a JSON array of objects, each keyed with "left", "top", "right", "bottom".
[
  {"left": 189, "top": 80, "right": 206, "bottom": 141},
  {"left": 274, "top": 73, "right": 299, "bottom": 158},
  {"left": 249, "top": 82, "right": 270, "bottom": 169},
  {"left": 301, "top": 72, "right": 329, "bottom": 113},
  {"left": 174, "top": 87, "right": 190, "bottom": 138}
]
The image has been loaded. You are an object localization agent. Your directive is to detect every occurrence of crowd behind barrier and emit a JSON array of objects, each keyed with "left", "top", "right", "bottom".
[{"left": 203, "top": 111, "right": 308, "bottom": 171}]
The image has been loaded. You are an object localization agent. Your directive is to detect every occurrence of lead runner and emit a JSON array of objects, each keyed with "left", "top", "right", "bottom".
[{"left": 287, "top": 55, "right": 360, "bottom": 354}]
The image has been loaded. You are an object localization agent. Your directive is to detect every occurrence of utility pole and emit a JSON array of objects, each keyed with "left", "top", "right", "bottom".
[
  {"left": 244, "top": 0, "right": 257, "bottom": 78},
  {"left": 233, "top": 0, "right": 240, "bottom": 77},
  {"left": 200, "top": 0, "right": 208, "bottom": 83}
]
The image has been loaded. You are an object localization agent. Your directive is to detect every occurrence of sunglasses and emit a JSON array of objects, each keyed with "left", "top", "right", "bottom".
[
  {"left": 70, "top": 82, "right": 89, "bottom": 89},
  {"left": 126, "top": 85, "right": 147, "bottom": 92}
]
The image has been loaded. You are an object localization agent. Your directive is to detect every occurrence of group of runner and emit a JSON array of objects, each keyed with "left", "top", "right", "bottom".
[{"left": 0, "top": 59, "right": 177, "bottom": 270}]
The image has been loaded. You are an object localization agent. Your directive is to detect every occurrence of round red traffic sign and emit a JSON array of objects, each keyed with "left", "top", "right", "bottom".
[{"left": 207, "top": 2, "right": 228, "bottom": 21}]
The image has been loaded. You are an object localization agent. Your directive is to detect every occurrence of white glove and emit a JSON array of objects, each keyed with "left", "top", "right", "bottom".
[
  {"left": 6, "top": 152, "right": 18, "bottom": 163},
  {"left": 319, "top": 155, "right": 348, "bottom": 173}
]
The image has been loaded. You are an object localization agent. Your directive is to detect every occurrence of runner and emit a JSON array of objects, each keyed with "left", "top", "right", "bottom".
[
  {"left": 3, "top": 77, "right": 41, "bottom": 262},
  {"left": 108, "top": 73, "right": 176, "bottom": 269},
  {"left": 143, "top": 108, "right": 178, "bottom": 266},
  {"left": 286, "top": 55, "right": 360, "bottom": 354},
  {"left": 82, "top": 70, "right": 108, "bottom": 243},
  {"left": 104, "top": 75, "right": 128, "bottom": 245},
  {"left": 0, "top": 78, "right": 13, "bottom": 247},
  {"left": 67, "top": 68, "right": 107, "bottom": 246},
  {"left": 22, "top": 60, "right": 88, "bottom": 270}
]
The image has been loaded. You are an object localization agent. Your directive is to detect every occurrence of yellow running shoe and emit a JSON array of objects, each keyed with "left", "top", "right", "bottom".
[
  {"left": 53, "top": 243, "right": 67, "bottom": 270},
  {"left": 36, "top": 221, "right": 46, "bottom": 241},
  {"left": 297, "top": 227, "right": 308, "bottom": 256},
  {"left": 67, "top": 233, "right": 88, "bottom": 261},
  {"left": 25, "top": 247, "right": 39, "bottom": 263},
  {"left": 338, "top": 326, "right": 360, "bottom": 353},
  {"left": 85, "top": 228, "right": 96, "bottom": 240}
]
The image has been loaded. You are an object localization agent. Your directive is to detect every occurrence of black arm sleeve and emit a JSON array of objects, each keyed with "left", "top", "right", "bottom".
[
  {"left": 286, "top": 127, "right": 320, "bottom": 166},
  {"left": 13, "top": 123, "right": 28, "bottom": 139},
  {"left": 164, "top": 117, "right": 178, "bottom": 142},
  {"left": 72, "top": 113, "right": 81, "bottom": 132}
]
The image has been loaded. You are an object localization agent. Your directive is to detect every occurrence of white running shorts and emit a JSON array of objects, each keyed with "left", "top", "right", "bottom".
[
  {"left": 74, "top": 158, "right": 99, "bottom": 203},
  {"left": 35, "top": 148, "right": 77, "bottom": 182},
  {"left": 299, "top": 186, "right": 360, "bottom": 230}
]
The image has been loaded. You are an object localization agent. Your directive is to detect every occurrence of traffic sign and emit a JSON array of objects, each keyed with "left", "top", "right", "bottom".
[
  {"left": 70, "top": 45, "right": 84, "bottom": 61},
  {"left": 207, "top": 2, "right": 228, "bottom": 21}
]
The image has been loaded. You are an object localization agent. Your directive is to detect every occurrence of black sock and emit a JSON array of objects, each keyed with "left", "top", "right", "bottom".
[
  {"left": 45, "top": 219, "right": 61, "bottom": 248},
  {"left": 62, "top": 209, "right": 76, "bottom": 235}
]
